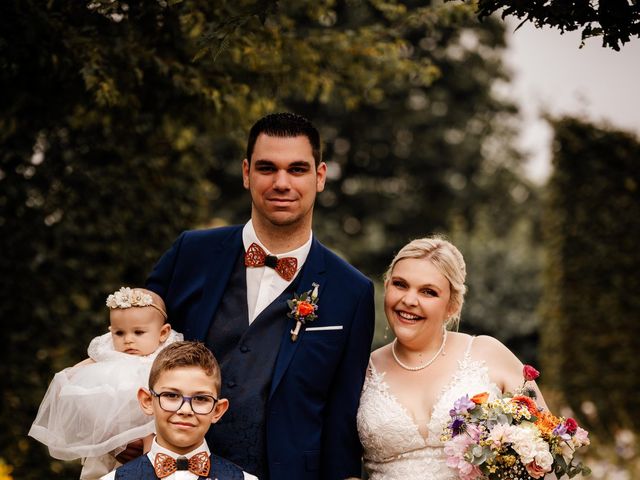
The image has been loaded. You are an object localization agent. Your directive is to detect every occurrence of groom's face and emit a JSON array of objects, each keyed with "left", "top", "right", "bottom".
[{"left": 243, "top": 133, "right": 326, "bottom": 232}]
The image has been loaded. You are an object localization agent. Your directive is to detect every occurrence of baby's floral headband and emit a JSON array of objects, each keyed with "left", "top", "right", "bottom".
[{"left": 106, "top": 287, "right": 167, "bottom": 320}]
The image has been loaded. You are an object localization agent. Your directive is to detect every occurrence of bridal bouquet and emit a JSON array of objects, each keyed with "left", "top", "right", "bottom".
[{"left": 442, "top": 365, "right": 590, "bottom": 480}]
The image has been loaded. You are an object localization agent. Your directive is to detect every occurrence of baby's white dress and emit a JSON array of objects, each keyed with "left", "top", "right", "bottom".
[
  {"left": 29, "top": 329, "right": 182, "bottom": 479},
  {"left": 357, "top": 337, "right": 502, "bottom": 480}
]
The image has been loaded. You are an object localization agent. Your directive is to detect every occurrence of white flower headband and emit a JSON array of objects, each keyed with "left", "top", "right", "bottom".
[{"left": 105, "top": 287, "right": 168, "bottom": 320}]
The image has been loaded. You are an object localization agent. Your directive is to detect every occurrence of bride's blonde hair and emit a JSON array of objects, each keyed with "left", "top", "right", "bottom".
[{"left": 384, "top": 235, "right": 467, "bottom": 329}]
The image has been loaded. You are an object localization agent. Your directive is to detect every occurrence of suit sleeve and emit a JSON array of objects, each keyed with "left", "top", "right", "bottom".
[
  {"left": 321, "top": 279, "right": 375, "bottom": 480},
  {"left": 145, "top": 232, "right": 186, "bottom": 328}
]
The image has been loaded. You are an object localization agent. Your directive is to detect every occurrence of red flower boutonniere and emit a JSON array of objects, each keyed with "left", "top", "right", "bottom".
[{"left": 288, "top": 283, "right": 319, "bottom": 342}]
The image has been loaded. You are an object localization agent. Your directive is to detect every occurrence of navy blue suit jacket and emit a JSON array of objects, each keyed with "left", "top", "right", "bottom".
[{"left": 146, "top": 225, "right": 375, "bottom": 480}]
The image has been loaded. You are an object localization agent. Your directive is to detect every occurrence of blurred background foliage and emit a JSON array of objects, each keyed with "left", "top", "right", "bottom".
[{"left": 0, "top": 0, "right": 637, "bottom": 478}]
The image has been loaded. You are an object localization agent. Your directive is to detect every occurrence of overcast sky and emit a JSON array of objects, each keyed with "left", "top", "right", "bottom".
[{"left": 500, "top": 21, "right": 640, "bottom": 183}]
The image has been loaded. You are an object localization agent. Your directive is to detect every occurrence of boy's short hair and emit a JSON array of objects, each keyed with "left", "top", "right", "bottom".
[{"left": 149, "top": 341, "right": 221, "bottom": 393}]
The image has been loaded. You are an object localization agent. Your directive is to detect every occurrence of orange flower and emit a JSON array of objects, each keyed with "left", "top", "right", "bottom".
[
  {"left": 296, "top": 301, "right": 314, "bottom": 316},
  {"left": 511, "top": 395, "right": 539, "bottom": 416},
  {"left": 535, "top": 410, "right": 562, "bottom": 436},
  {"left": 471, "top": 392, "right": 489, "bottom": 404}
]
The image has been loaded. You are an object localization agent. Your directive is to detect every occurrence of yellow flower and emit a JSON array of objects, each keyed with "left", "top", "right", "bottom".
[{"left": 0, "top": 458, "right": 14, "bottom": 480}]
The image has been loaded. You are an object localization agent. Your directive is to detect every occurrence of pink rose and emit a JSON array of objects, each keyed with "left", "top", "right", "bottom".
[
  {"left": 525, "top": 461, "right": 547, "bottom": 479},
  {"left": 573, "top": 427, "right": 590, "bottom": 447},
  {"left": 523, "top": 364, "right": 540, "bottom": 381},
  {"left": 565, "top": 417, "right": 578, "bottom": 435}
]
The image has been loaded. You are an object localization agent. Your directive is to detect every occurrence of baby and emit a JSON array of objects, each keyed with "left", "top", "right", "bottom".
[{"left": 29, "top": 287, "right": 183, "bottom": 479}]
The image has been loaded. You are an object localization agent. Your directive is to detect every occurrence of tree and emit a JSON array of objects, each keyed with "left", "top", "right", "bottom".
[{"left": 468, "top": 0, "right": 640, "bottom": 50}]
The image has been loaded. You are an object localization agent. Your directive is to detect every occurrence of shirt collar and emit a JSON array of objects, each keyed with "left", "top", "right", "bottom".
[
  {"left": 148, "top": 437, "right": 210, "bottom": 462},
  {"left": 242, "top": 219, "right": 312, "bottom": 264}
]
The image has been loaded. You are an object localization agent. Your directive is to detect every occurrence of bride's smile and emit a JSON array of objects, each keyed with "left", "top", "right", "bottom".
[{"left": 384, "top": 257, "right": 453, "bottom": 349}]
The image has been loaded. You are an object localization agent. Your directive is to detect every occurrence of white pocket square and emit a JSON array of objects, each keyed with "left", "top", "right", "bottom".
[{"left": 305, "top": 325, "right": 343, "bottom": 331}]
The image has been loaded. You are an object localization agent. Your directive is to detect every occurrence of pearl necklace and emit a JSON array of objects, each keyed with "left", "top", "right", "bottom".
[{"left": 391, "top": 327, "right": 447, "bottom": 371}]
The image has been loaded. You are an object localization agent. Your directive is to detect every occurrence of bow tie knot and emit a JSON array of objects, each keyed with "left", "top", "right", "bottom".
[
  {"left": 153, "top": 451, "right": 210, "bottom": 478},
  {"left": 244, "top": 242, "right": 298, "bottom": 281}
]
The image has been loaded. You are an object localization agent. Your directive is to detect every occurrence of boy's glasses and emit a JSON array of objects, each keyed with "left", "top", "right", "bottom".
[{"left": 149, "top": 389, "right": 218, "bottom": 415}]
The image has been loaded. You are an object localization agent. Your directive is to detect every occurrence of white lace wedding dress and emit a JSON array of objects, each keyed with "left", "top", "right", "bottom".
[{"left": 357, "top": 337, "right": 501, "bottom": 479}]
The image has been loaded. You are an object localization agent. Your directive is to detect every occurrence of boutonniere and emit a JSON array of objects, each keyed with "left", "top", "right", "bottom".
[{"left": 287, "top": 282, "right": 320, "bottom": 342}]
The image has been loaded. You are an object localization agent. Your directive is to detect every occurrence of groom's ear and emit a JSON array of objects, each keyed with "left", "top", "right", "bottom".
[
  {"left": 138, "top": 387, "right": 154, "bottom": 416},
  {"left": 242, "top": 159, "right": 250, "bottom": 190}
]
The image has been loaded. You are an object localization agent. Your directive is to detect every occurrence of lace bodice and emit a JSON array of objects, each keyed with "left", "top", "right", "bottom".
[{"left": 357, "top": 337, "right": 501, "bottom": 480}]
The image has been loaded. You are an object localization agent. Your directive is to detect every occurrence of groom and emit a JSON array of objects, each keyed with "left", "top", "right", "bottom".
[{"left": 146, "top": 113, "right": 375, "bottom": 480}]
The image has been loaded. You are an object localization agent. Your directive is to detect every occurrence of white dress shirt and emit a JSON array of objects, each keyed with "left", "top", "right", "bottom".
[
  {"left": 100, "top": 438, "right": 258, "bottom": 479},
  {"left": 242, "top": 220, "right": 312, "bottom": 323}
]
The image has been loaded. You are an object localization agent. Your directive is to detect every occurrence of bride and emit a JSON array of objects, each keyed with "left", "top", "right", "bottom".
[{"left": 357, "top": 236, "right": 548, "bottom": 479}]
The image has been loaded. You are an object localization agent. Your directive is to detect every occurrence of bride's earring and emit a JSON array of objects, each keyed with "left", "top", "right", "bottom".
[{"left": 384, "top": 323, "right": 390, "bottom": 341}]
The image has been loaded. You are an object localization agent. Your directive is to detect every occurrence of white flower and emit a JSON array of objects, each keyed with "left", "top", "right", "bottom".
[
  {"left": 509, "top": 424, "right": 541, "bottom": 464},
  {"left": 534, "top": 448, "right": 554, "bottom": 471},
  {"left": 487, "top": 424, "right": 511, "bottom": 448},
  {"left": 106, "top": 287, "right": 153, "bottom": 309}
]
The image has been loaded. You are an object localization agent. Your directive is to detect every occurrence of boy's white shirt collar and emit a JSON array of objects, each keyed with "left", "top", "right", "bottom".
[
  {"left": 147, "top": 437, "right": 210, "bottom": 462},
  {"left": 242, "top": 220, "right": 312, "bottom": 323},
  {"left": 100, "top": 438, "right": 258, "bottom": 479}
]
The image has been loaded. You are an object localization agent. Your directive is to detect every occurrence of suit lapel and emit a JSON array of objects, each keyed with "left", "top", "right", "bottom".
[
  {"left": 269, "top": 238, "right": 327, "bottom": 398},
  {"left": 189, "top": 227, "right": 244, "bottom": 341}
]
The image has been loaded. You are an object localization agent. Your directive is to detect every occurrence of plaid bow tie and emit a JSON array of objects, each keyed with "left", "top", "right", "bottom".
[
  {"left": 153, "top": 452, "right": 210, "bottom": 478},
  {"left": 244, "top": 242, "right": 298, "bottom": 281}
]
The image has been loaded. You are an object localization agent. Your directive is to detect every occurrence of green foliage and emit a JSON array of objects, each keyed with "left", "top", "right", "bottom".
[
  {"left": 449, "top": 179, "right": 544, "bottom": 365},
  {"left": 541, "top": 117, "right": 640, "bottom": 438},
  {"left": 303, "top": 5, "right": 521, "bottom": 274},
  {"left": 469, "top": 0, "right": 640, "bottom": 50}
]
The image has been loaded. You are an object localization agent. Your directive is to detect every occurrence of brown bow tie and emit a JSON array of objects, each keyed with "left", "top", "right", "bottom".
[
  {"left": 153, "top": 452, "right": 210, "bottom": 478},
  {"left": 244, "top": 242, "right": 298, "bottom": 281}
]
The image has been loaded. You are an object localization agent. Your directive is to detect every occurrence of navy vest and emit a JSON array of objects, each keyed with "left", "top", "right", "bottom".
[
  {"left": 205, "top": 252, "right": 301, "bottom": 480},
  {"left": 114, "top": 453, "right": 244, "bottom": 480}
]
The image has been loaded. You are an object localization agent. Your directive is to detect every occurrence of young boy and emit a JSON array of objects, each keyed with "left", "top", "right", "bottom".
[{"left": 101, "top": 341, "right": 257, "bottom": 480}]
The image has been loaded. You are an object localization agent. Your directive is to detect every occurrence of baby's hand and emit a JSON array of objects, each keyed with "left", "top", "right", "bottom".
[{"left": 115, "top": 439, "right": 144, "bottom": 464}]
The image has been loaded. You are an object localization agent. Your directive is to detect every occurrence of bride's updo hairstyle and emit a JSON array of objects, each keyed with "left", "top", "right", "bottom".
[{"left": 384, "top": 236, "right": 467, "bottom": 329}]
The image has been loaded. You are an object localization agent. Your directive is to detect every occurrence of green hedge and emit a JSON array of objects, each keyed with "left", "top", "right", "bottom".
[{"left": 542, "top": 117, "right": 640, "bottom": 438}]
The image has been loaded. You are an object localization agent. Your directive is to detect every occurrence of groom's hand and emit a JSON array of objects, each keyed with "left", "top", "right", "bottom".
[{"left": 115, "top": 438, "right": 144, "bottom": 464}]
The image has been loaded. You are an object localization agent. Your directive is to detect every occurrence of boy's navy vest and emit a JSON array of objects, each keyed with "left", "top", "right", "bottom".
[
  {"left": 114, "top": 453, "right": 244, "bottom": 479},
  {"left": 205, "top": 252, "right": 302, "bottom": 479}
]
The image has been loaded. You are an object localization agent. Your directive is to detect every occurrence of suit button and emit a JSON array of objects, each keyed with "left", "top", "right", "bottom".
[
  {"left": 240, "top": 345, "right": 250, "bottom": 353},
  {"left": 227, "top": 381, "right": 236, "bottom": 388}
]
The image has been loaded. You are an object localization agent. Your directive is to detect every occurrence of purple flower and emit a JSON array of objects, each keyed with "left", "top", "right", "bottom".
[
  {"left": 450, "top": 395, "right": 476, "bottom": 416},
  {"left": 449, "top": 418, "right": 466, "bottom": 437},
  {"left": 553, "top": 423, "right": 571, "bottom": 441}
]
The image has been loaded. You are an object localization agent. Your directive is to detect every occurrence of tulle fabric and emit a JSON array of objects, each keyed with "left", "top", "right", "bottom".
[{"left": 29, "top": 330, "right": 182, "bottom": 470}]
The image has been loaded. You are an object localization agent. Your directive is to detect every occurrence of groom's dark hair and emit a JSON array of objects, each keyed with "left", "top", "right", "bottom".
[{"left": 245, "top": 112, "right": 322, "bottom": 167}]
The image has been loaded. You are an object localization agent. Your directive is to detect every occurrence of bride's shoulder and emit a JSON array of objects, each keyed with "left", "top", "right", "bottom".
[
  {"left": 468, "top": 335, "right": 523, "bottom": 376},
  {"left": 369, "top": 343, "right": 393, "bottom": 371},
  {"left": 471, "top": 335, "right": 514, "bottom": 358}
]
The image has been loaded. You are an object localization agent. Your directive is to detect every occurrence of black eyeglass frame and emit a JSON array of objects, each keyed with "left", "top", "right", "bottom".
[{"left": 149, "top": 389, "right": 219, "bottom": 415}]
